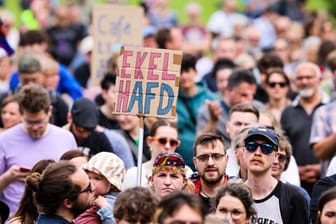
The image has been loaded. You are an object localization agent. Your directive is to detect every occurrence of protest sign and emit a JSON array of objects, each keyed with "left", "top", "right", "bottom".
[
  {"left": 91, "top": 4, "right": 143, "bottom": 86},
  {"left": 114, "top": 46, "right": 182, "bottom": 119}
]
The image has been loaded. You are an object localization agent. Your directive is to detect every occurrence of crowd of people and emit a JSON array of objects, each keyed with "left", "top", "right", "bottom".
[{"left": 1, "top": 0, "right": 336, "bottom": 223}]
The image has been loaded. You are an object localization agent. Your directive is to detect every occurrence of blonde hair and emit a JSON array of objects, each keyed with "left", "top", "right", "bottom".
[{"left": 150, "top": 166, "right": 195, "bottom": 193}]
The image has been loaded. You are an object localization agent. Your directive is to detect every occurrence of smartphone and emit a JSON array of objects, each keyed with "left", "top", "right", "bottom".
[{"left": 19, "top": 166, "right": 31, "bottom": 172}]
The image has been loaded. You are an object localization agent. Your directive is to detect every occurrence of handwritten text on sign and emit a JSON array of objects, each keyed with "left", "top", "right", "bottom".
[
  {"left": 91, "top": 5, "right": 143, "bottom": 86},
  {"left": 114, "top": 47, "right": 182, "bottom": 118}
]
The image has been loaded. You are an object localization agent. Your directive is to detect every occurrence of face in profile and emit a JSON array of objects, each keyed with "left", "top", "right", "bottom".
[{"left": 70, "top": 167, "right": 93, "bottom": 218}]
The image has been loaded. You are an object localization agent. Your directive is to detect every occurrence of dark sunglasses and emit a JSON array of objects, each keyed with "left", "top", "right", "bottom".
[
  {"left": 79, "top": 183, "right": 92, "bottom": 194},
  {"left": 245, "top": 141, "right": 276, "bottom": 154},
  {"left": 278, "top": 153, "right": 288, "bottom": 163},
  {"left": 74, "top": 125, "right": 94, "bottom": 133},
  {"left": 196, "top": 153, "right": 225, "bottom": 162},
  {"left": 153, "top": 137, "right": 180, "bottom": 147},
  {"left": 268, "top": 82, "right": 287, "bottom": 88}
]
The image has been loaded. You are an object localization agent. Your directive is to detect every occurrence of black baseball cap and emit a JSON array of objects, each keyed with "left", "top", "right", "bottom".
[{"left": 71, "top": 98, "right": 98, "bottom": 130}]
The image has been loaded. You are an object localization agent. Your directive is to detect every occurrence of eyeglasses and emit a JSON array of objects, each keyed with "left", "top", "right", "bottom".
[
  {"left": 217, "top": 208, "right": 245, "bottom": 220},
  {"left": 268, "top": 82, "right": 287, "bottom": 88},
  {"left": 152, "top": 137, "right": 180, "bottom": 147},
  {"left": 79, "top": 183, "right": 92, "bottom": 194},
  {"left": 245, "top": 141, "right": 276, "bottom": 154},
  {"left": 23, "top": 116, "right": 49, "bottom": 128},
  {"left": 277, "top": 153, "right": 288, "bottom": 163},
  {"left": 196, "top": 153, "right": 225, "bottom": 162}
]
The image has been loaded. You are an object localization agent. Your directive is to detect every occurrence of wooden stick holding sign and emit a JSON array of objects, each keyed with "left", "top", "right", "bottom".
[{"left": 114, "top": 46, "right": 182, "bottom": 186}]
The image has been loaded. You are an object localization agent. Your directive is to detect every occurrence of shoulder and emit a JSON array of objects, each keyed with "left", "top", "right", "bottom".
[
  {"left": 49, "top": 125, "right": 72, "bottom": 136},
  {"left": 0, "top": 125, "right": 25, "bottom": 141},
  {"left": 279, "top": 182, "right": 307, "bottom": 200}
]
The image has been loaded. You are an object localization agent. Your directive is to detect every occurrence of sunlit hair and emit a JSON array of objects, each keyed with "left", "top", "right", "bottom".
[{"left": 152, "top": 166, "right": 186, "bottom": 177}]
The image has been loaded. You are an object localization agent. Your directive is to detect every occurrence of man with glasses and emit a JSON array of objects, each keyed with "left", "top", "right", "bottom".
[
  {"left": 192, "top": 133, "right": 233, "bottom": 214},
  {"left": 0, "top": 53, "right": 69, "bottom": 127},
  {"left": 0, "top": 84, "right": 77, "bottom": 216},
  {"left": 281, "top": 62, "right": 328, "bottom": 195},
  {"left": 26, "top": 161, "right": 93, "bottom": 223},
  {"left": 244, "top": 125, "right": 308, "bottom": 224}
]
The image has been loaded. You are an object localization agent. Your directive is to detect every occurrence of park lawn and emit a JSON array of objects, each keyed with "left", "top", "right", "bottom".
[{"left": 3, "top": 0, "right": 331, "bottom": 28}]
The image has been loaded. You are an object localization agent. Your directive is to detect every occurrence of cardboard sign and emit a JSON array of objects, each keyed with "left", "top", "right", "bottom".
[
  {"left": 114, "top": 46, "right": 182, "bottom": 118},
  {"left": 91, "top": 4, "right": 143, "bottom": 86}
]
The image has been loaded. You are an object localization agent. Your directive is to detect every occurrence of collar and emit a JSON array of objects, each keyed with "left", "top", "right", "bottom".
[
  {"left": 192, "top": 174, "right": 228, "bottom": 195},
  {"left": 292, "top": 90, "right": 330, "bottom": 107}
]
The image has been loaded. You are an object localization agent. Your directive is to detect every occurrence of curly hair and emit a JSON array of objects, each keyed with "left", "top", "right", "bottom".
[
  {"left": 16, "top": 84, "right": 51, "bottom": 114},
  {"left": 113, "top": 187, "right": 159, "bottom": 223}
]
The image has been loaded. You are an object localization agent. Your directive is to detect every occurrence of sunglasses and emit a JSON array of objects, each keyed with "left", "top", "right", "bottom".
[
  {"left": 268, "top": 82, "right": 287, "bottom": 88},
  {"left": 152, "top": 137, "right": 180, "bottom": 147},
  {"left": 245, "top": 142, "right": 276, "bottom": 155},
  {"left": 196, "top": 153, "right": 225, "bottom": 162},
  {"left": 74, "top": 124, "right": 94, "bottom": 133},
  {"left": 79, "top": 183, "right": 92, "bottom": 194},
  {"left": 277, "top": 153, "right": 288, "bottom": 163}
]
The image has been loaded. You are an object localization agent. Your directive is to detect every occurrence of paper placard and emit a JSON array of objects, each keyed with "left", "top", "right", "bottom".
[
  {"left": 91, "top": 4, "right": 143, "bottom": 86},
  {"left": 114, "top": 46, "right": 182, "bottom": 118}
]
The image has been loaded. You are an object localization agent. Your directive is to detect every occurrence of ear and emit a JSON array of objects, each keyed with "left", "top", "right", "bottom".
[
  {"left": 48, "top": 105, "right": 53, "bottom": 117},
  {"left": 101, "top": 89, "right": 108, "bottom": 101},
  {"left": 183, "top": 178, "right": 187, "bottom": 185},
  {"left": 193, "top": 157, "right": 198, "bottom": 170},
  {"left": 225, "top": 154, "right": 229, "bottom": 163},
  {"left": 146, "top": 136, "right": 154, "bottom": 147},
  {"left": 225, "top": 121, "right": 230, "bottom": 135},
  {"left": 63, "top": 198, "right": 73, "bottom": 209}
]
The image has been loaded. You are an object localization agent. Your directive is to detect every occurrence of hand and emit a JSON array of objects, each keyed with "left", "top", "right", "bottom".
[
  {"left": 93, "top": 195, "right": 109, "bottom": 209},
  {"left": 206, "top": 100, "right": 222, "bottom": 122},
  {"left": 3, "top": 165, "right": 30, "bottom": 183},
  {"left": 298, "top": 164, "right": 321, "bottom": 183}
]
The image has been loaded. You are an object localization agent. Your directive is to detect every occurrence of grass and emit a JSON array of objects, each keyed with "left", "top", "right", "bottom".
[{"left": 2, "top": 0, "right": 333, "bottom": 28}]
